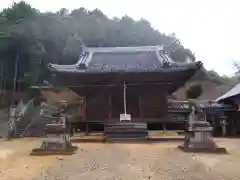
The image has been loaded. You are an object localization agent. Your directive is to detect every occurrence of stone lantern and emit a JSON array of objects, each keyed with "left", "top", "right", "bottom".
[{"left": 179, "top": 101, "right": 227, "bottom": 153}]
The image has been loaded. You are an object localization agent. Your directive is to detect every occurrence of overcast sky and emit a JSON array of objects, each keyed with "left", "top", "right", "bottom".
[{"left": 1, "top": 0, "right": 240, "bottom": 76}]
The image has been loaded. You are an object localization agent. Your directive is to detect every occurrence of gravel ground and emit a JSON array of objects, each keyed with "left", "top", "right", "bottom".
[
  {"left": 34, "top": 139, "right": 240, "bottom": 180},
  {"left": 0, "top": 139, "right": 58, "bottom": 180},
  {"left": 1, "top": 138, "right": 240, "bottom": 180}
]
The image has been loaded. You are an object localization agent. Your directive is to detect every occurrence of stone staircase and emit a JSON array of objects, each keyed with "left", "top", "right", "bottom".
[
  {"left": 23, "top": 113, "right": 53, "bottom": 137},
  {"left": 23, "top": 105, "right": 61, "bottom": 137},
  {"left": 19, "top": 106, "right": 43, "bottom": 137},
  {"left": 104, "top": 122, "right": 148, "bottom": 142}
]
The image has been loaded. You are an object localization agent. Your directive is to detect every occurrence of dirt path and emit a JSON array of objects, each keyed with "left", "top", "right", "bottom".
[{"left": 1, "top": 138, "right": 240, "bottom": 180}]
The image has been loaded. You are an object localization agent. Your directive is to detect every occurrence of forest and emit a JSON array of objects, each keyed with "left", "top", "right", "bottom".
[{"left": 0, "top": 1, "right": 237, "bottom": 100}]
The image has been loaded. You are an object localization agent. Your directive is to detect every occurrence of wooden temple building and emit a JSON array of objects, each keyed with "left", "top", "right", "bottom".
[{"left": 47, "top": 46, "right": 202, "bottom": 134}]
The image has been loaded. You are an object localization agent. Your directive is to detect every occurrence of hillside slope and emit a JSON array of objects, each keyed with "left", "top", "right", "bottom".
[{"left": 174, "top": 81, "right": 234, "bottom": 101}]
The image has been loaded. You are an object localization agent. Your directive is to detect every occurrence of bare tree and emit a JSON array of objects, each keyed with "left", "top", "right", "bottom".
[{"left": 233, "top": 61, "right": 240, "bottom": 75}]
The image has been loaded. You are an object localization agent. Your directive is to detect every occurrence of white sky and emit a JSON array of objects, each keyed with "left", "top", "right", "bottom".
[{"left": 2, "top": 0, "right": 240, "bottom": 76}]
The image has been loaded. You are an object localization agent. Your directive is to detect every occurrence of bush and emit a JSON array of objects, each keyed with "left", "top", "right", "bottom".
[{"left": 186, "top": 84, "right": 203, "bottom": 99}]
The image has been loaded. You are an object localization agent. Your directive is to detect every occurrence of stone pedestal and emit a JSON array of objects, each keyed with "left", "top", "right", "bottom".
[
  {"left": 179, "top": 121, "right": 226, "bottom": 153},
  {"left": 40, "top": 135, "right": 71, "bottom": 149},
  {"left": 31, "top": 134, "right": 77, "bottom": 155}
]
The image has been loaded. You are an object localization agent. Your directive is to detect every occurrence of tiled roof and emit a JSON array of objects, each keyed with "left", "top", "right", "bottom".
[
  {"left": 87, "top": 51, "right": 160, "bottom": 73},
  {"left": 48, "top": 46, "right": 202, "bottom": 74}
]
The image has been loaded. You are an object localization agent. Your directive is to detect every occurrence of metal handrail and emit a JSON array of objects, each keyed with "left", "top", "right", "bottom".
[
  {"left": 16, "top": 99, "right": 34, "bottom": 118},
  {"left": 8, "top": 99, "right": 34, "bottom": 137},
  {"left": 20, "top": 100, "right": 36, "bottom": 137}
]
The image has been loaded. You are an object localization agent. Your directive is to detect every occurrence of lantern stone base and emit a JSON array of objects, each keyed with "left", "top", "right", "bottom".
[
  {"left": 31, "top": 136, "right": 77, "bottom": 155},
  {"left": 179, "top": 132, "right": 227, "bottom": 153}
]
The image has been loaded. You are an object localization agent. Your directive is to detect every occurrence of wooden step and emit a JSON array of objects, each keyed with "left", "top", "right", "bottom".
[
  {"left": 104, "top": 122, "right": 148, "bottom": 142},
  {"left": 105, "top": 129, "right": 148, "bottom": 133},
  {"left": 104, "top": 122, "right": 148, "bottom": 127},
  {"left": 106, "top": 137, "right": 147, "bottom": 142},
  {"left": 106, "top": 133, "right": 148, "bottom": 139}
]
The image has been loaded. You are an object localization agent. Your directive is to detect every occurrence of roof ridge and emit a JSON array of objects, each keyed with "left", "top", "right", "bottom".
[{"left": 87, "top": 45, "right": 163, "bottom": 53}]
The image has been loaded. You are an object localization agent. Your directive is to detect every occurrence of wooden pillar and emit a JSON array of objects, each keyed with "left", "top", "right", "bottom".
[
  {"left": 82, "top": 96, "right": 86, "bottom": 121},
  {"left": 163, "top": 123, "right": 167, "bottom": 132},
  {"left": 232, "top": 118, "right": 236, "bottom": 136},
  {"left": 139, "top": 94, "right": 144, "bottom": 120},
  {"left": 85, "top": 123, "right": 89, "bottom": 135},
  {"left": 108, "top": 94, "right": 112, "bottom": 119},
  {"left": 69, "top": 123, "right": 73, "bottom": 137},
  {"left": 163, "top": 90, "right": 168, "bottom": 116}
]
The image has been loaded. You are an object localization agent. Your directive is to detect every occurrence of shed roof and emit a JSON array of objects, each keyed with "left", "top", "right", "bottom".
[
  {"left": 48, "top": 46, "right": 202, "bottom": 74},
  {"left": 216, "top": 83, "right": 240, "bottom": 101}
]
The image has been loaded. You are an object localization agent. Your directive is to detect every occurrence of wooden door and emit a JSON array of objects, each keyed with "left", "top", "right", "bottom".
[
  {"left": 86, "top": 92, "right": 109, "bottom": 121},
  {"left": 141, "top": 94, "right": 167, "bottom": 118}
]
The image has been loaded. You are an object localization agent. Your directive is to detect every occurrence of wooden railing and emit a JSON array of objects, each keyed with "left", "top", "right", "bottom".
[
  {"left": 168, "top": 101, "right": 191, "bottom": 112},
  {"left": 167, "top": 100, "right": 236, "bottom": 115}
]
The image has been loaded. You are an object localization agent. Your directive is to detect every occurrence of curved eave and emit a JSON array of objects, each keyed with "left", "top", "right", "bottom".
[
  {"left": 48, "top": 61, "right": 202, "bottom": 75},
  {"left": 166, "top": 61, "right": 202, "bottom": 93}
]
